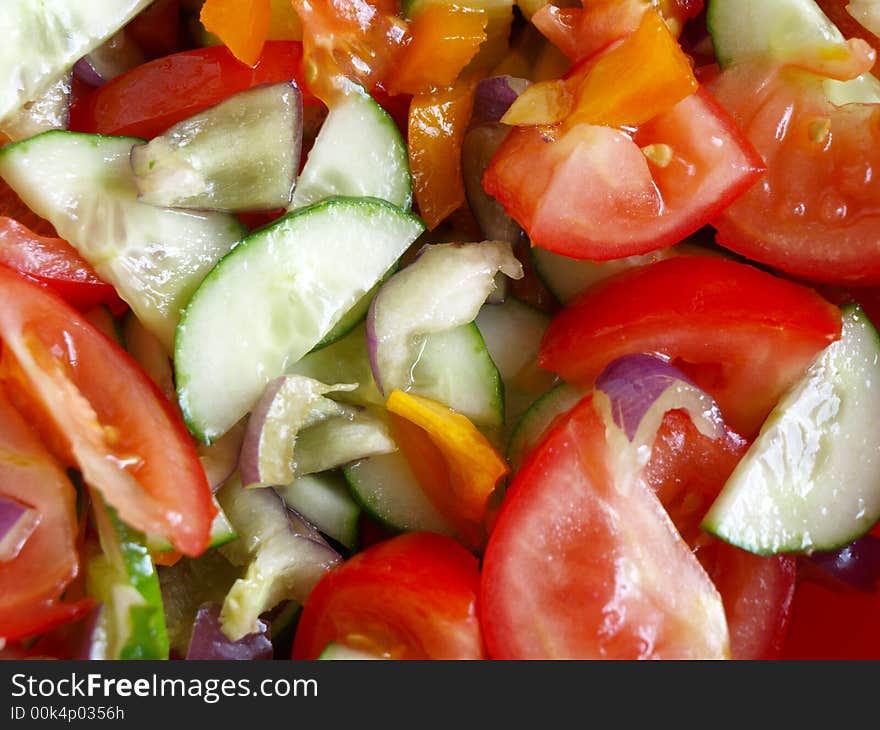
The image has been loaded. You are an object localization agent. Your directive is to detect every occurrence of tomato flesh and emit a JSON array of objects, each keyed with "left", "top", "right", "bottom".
[
  {"left": 481, "top": 395, "right": 730, "bottom": 659},
  {"left": 292, "top": 532, "right": 485, "bottom": 659},
  {"left": 539, "top": 256, "right": 841, "bottom": 435},
  {"left": 0, "top": 217, "right": 119, "bottom": 312},
  {"left": 710, "top": 63, "right": 880, "bottom": 285},
  {"left": 483, "top": 89, "right": 764, "bottom": 261},
  {"left": 0, "top": 387, "right": 92, "bottom": 641},
  {"left": 0, "top": 267, "right": 214, "bottom": 556}
]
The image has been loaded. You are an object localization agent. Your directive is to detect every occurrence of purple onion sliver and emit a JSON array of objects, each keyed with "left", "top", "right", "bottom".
[
  {"left": 471, "top": 76, "right": 532, "bottom": 127},
  {"left": 595, "top": 354, "right": 696, "bottom": 441},
  {"left": 807, "top": 534, "right": 880, "bottom": 593},
  {"left": 73, "top": 603, "right": 106, "bottom": 660},
  {"left": 187, "top": 603, "right": 273, "bottom": 660},
  {"left": 73, "top": 57, "right": 107, "bottom": 87},
  {"left": 239, "top": 376, "right": 288, "bottom": 488},
  {"left": 0, "top": 495, "right": 39, "bottom": 562}
]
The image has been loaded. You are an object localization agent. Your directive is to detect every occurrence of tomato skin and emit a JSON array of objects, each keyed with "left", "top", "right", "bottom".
[
  {"left": 70, "top": 41, "right": 316, "bottom": 139},
  {"left": 0, "top": 217, "right": 120, "bottom": 312},
  {"left": 292, "top": 532, "right": 485, "bottom": 659},
  {"left": 539, "top": 256, "right": 841, "bottom": 436},
  {"left": 483, "top": 89, "right": 764, "bottom": 261},
  {"left": 0, "top": 386, "right": 93, "bottom": 641},
  {"left": 0, "top": 267, "right": 214, "bottom": 556},
  {"left": 710, "top": 63, "right": 880, "bottom": 285}
]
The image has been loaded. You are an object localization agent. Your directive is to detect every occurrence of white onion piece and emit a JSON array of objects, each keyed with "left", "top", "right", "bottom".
[
  {"left": 0, "top": 495, "right": 39, "bottom": 562},
  {"left": 847, "top": 1, "right": 880, "bottom": 36},
  {"left": 217, "top": 475, "right": 341, "bottom": 640},
  {"left": 198, "top": 419, "right": 247, "bottom": 492},
  {"left": 239, "top": 375, "right": 356, "bottom": 488},
  {"left": 366, "top": 241, "right": 523, "bottom": 394}
]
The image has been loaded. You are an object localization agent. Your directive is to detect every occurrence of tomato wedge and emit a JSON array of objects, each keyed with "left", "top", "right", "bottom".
[
  {"left": 646, "top": 410, "right": 796, "bottom": 659},
  {"left": 0, "top": 267, "right": 214, "bottom": 556},
  {"left": 292, "top": 532, "right": 485, "bottom": 659},
  {"left": 0, "top": 387, "right": 93, "bottom": 641},
  {"left": 483, "top": 89, "right": 764, "bottom": 261},
  {"left": 481, "top": 395, "right": 730, "bottom": 659},
  {"left": 0, "top": 217, "right": 119, "bottom": 311},
  {"left": 70, "top": 41, "right": 316, "bottom": 139},
  {"left": 709, "top": 63, "right": 880, "bottom": 285},
  {"left": 539, "top": 256, "right": 841, "bottom": 435}
]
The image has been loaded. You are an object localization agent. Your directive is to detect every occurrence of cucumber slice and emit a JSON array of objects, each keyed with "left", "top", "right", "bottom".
[
  {"left": 87, "top": 498, "right": 169, "bottom": 660},
  {"left": 288, "top": 323, "right": 385, "bottom": 407},
  {"left": 131, "top": 82, "right": 302, "bottom": 213},
  {"left": 0, "top": 131, "right": 246, "bottom": 352},
  {"left": 175, "top": 197, "right": 424, "bottom": 443},
  {"left": 0, "top": 0, "right": 152, "bottom": 121},
  {"left": 293, "top": 408, "right": 396, "bottom": 476},
  {"left": 411, "top": 323, "right": 504, "bottom": 430},
  {"left": 507, "top": 383, "right": 585, "bottom": 472},
  {"left": 343, "top": 451, "right": 454, "bottom": 535},
  {"left": 276, "top": 472, "right": 361, "bottom": 551},
  {"left": 475, "top": 297, "right": 556, "bottom": 431},
  {"left": 0, "top": 72, "right": 70, "bottom": 142},
  {"left": 289, "top": 85, "right": 411, "bottom": 212},
  {"left": 702, "top": 305, "right": 880, "bottom": 554},
  {"left": 707, "top": 0, "right": 880, "bottom": 103},
  {"left": 312, "top": 269, "right": 394, "bottom": 350}
]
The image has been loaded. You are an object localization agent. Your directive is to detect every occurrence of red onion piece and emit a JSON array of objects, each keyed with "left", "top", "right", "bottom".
[
  {"left": 806, "top": 534, "right": 880, "bottom": 593},
  {"left": 187, "top": 603, "right": 273, "bottom": 660},
  {"left": 74, "top": 31, "right": 146, "bottom": 88},
  {"left": 471, "top": 76, "right": 531, "bottom": 128},
  {"left": 595, "top": 353, "right": 725, "bottom": 443},
  {"left": 0, "top": 495, "right": 39, "bottom": 562}
]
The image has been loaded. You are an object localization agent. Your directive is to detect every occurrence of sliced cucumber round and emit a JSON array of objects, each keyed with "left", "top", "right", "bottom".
[
  {"left": 702, "top": 305, "right": 880, "bottom": 554},
  {"left": 275, "top": 472, "right": 361, "bottom": 551},
  {"left": 343, "top": 451, "right": 454, "bottom": 536},
  {"left": 0, "top": 131, "right": 246, "bottom": 352},
  {"left": 0, "top": 0, "right": 152, "bottom": 122},
  {"left": 175, "top": 197, "right": 424, "bottom": 443},
  {"left": 507, "top": 383, "right": 584, "bottom": 473},
  {"left": 290, "top": 85, "right": 411, "bottom": 212}
]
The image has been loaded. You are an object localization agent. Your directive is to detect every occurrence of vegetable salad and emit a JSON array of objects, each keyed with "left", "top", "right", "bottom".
[{"left": 0, "top": 0, "right": 878, "bottom": 660}]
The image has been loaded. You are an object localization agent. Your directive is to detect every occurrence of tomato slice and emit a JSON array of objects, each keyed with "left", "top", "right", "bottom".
[
  {"left": 70, "top": 41, "right": 316, "bottom": 139},
  {"left": 709, "top": 63, "right": 880, "bottom": 285},
  {"left": 483, "top": 89, "right": 764, "bottom": 260},
  {"left": 646, "top": 410, "right": 796, "bottom": 659},
  {"left": 539, "top": 256, "right": 841, "bottom": 435},
  {"left": 292, "top": 532, "right": 485, "bottom": 659},
  {"left": 0, "top": 217, "right": 120, "bottom": 312},
  {"left": 0, "top": 387, "right": 93, "bottom": 641},
  {"left": 481, "top": 395, "right": 730, "bottom": 659},
  {"left": 0, "top": 267, "right": 214, "bottom": 556}
]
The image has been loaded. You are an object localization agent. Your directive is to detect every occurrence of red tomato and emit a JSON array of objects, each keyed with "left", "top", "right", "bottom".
[
  {"left": 0, "top": 217, "right": 120, "bottom": 312},
  {"left": 70, "top": 41, "right": 316, "bottom": 139},
  {"left": 0, "top": 267, "right": 214, "bottom": 556},
  {"left": 646, "top": 410, "right": 796, "bottom": 659},
  {"left": 483, "top": 89, "right": 764, "bottom": 261},
  {"left": 780, "top": 579, "right": 880, "bottom": 659},
  {"left": 481, "top": 395, "right": 730, "bottom": 659},
  {"left": 292, "top": 532, "right": 485, "bottom": 659},
  {"left": 539, "top": 256, "right": 841, "bottom": 435},
  {"left": 0, "top": 387, "right": 93, "bottom": 641},
  {"left": 709, "top": 63, "right": 880, "bottom": 285}
]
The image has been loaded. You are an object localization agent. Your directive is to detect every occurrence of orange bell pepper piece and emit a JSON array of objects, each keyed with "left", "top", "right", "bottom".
[
  {"left": 386, "top": 390, "right": 509, "bottom": 549},
  {"left": 408, "top": 76, "right": 479, "bottom": 230},
  {"left": 200, "top": 0, "right": 272, "bottom": 67},
  {"left": 565, "top": 9, "right": 697, "bottom": 129},
  {"left": 385, "top": 5, "right": 488, "bottom": 96}
]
